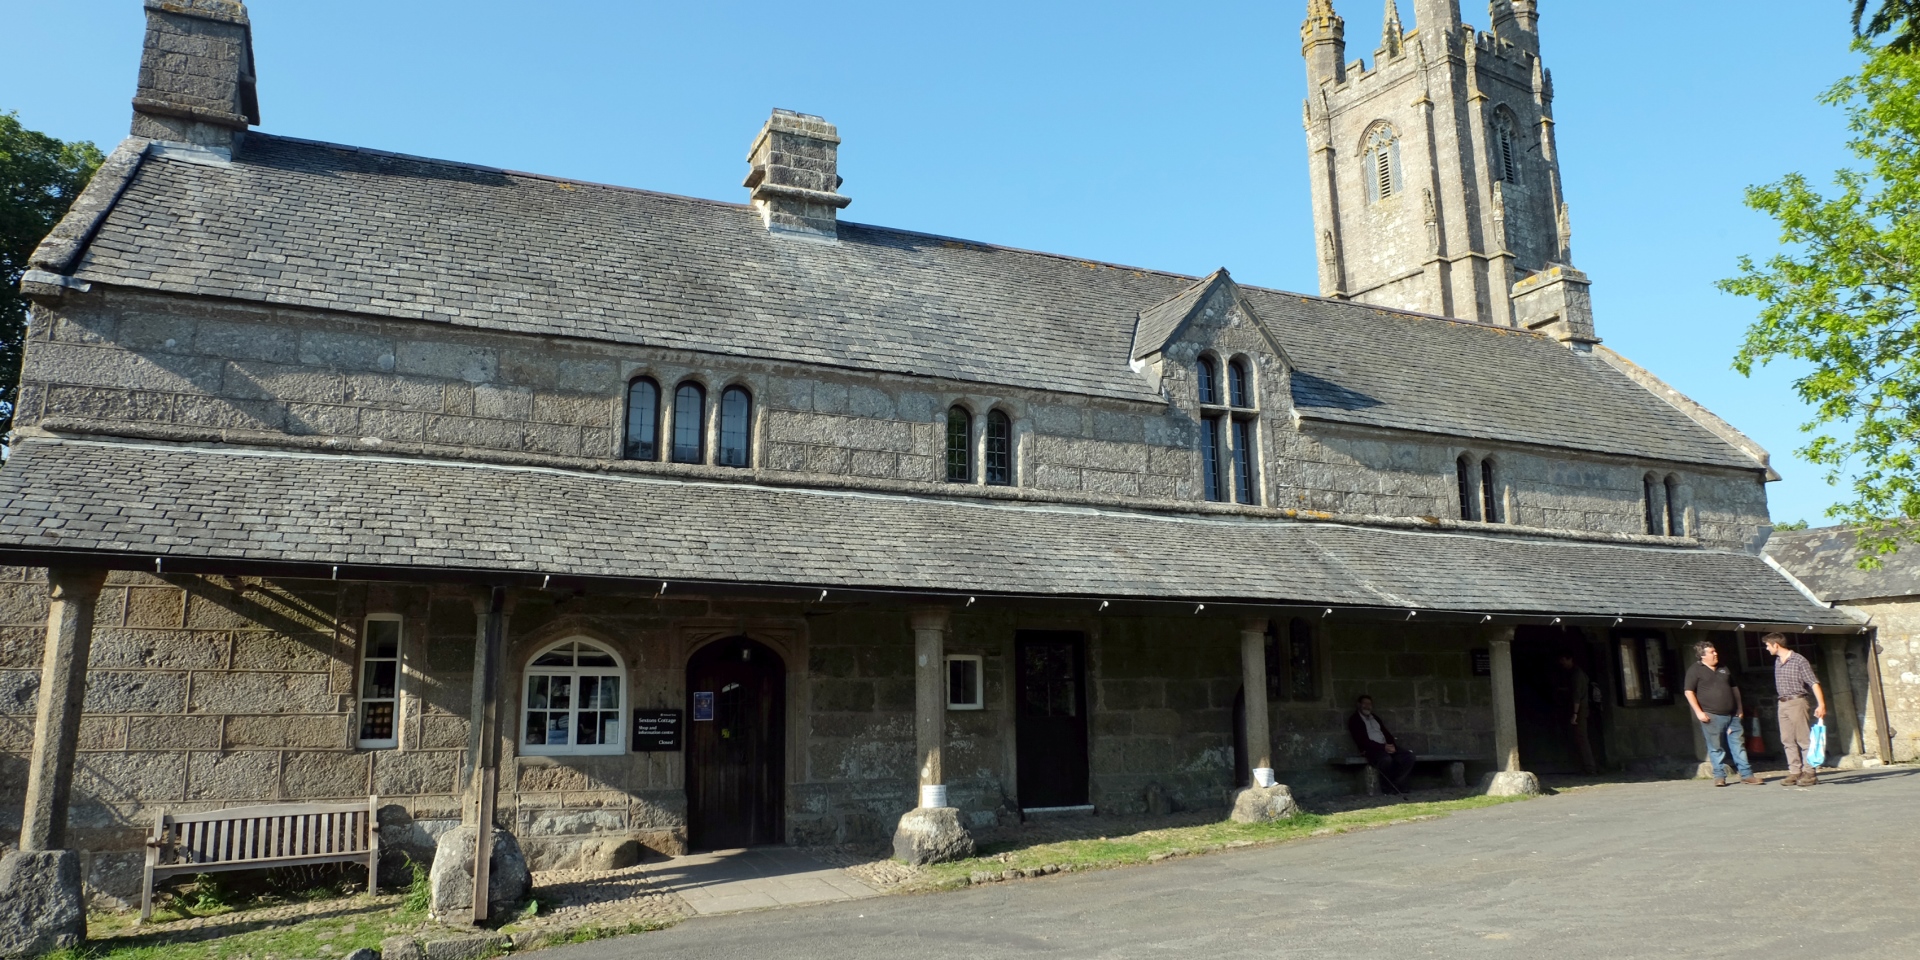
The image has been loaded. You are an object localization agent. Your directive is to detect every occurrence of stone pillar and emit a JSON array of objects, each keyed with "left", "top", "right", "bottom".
[
  {"left": 1481, "top": 629, "right": 1539, "bottom": 796},
  {"left": 20, "top": 569, "right": 108, "bottom": 853},
  {"left": 2, "top": 568, "right": 106, "bottom": 959},
  {"left": 1240, "top": 619, "right": 1274, "bottom": 788},
  {"left": 911, "top": 608, "right": 948, "bottom": 808},
  {"left": 1819, "top": 635, "right": 1865, "bottom": 767},
  {"left": 892, "top": 607, "right": 974, "bottom": 866},
  {"left": 433, "top": 587, "right": 526, "bottom": 926}
]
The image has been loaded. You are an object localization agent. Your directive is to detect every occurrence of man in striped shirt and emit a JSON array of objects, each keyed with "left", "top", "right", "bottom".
[{"left": 1763, "top": 634, "right": 1828, "bottom": 787}]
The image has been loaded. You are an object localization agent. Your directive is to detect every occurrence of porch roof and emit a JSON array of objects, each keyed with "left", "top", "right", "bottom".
[{"left": 0, "top": 437, "right": 1853, "bottom": 628}]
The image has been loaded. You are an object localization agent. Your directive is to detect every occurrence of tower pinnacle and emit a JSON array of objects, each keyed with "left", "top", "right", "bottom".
[
  {"left": 1302, "top": 1, "right": 1347, "bottom": 84},
  {"left": 1382, "top": 1, "right": 1404, "bottom": 57}
]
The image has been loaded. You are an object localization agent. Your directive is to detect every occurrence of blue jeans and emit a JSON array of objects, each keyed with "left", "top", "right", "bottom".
[{"left": 1701, "top": 713, "right": 1752, "bottom": 779}]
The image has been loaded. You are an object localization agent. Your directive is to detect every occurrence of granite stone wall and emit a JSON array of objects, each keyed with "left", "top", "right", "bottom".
[
  {"left": 16, "top": 288, "right": 1770, "bottom": 551},
  {"left": 1839, "top": 602, "right": 1920, "bottom": 763},
  {"left": 0, "top": 571, "right": 467, "bottom": 907},
  {"left": 1274, "top": 423, "right": 1773, "bottom": 551}
]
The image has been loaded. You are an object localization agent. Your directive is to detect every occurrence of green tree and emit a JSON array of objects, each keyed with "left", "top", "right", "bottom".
[
  {"left": 1, "top": 112, "right": 103, "bottom": 438},
  {"left": 1722, "top": 45, "right": 1920, "bottom": 559},
  {"left": 1857, "top": 1, "right": 1920, "bottom": 52}
]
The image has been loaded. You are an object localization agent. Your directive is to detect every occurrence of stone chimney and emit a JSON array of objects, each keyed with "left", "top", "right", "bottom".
[
  {"left": 743, "top": 110, "right": 851, "bottom": 239},
  {"left": 131, "top": 0, "right": 259, "bottom": 152},
  {"left": 1512, "top": 265, "right": 1596, "bottom": 349}
]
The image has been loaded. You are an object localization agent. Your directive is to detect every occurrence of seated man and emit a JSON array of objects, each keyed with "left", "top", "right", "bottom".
[{"left": 1347, "top": 694, "right": 1416, "bottom": 795}]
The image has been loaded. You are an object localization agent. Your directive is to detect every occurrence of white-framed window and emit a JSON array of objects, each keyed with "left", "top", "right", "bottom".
[
  {"left": 947, "top": 655, "right": 984, "bottom": 711},
  {"left": 521, "top": 638, "right": 627, "bottom": 756},
  {"left": 357, "top": 615, "right": 404, "bottom": 749}
]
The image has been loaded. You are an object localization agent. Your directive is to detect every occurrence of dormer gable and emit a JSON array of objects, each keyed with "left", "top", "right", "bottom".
[{"left": 1130, "top": 269, "right": 1295, "bottom": 405}]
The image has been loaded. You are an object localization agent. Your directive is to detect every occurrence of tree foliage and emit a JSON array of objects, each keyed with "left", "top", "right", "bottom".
[
  {"left": 1722, "top": 45, "right": 1920, "bottom": 559},
  {"left": 1, "top": 112, "right": 103, "bottom": 438},
  {"left": 1857, "top": 0, "right": 1920, "bottom": 53}
]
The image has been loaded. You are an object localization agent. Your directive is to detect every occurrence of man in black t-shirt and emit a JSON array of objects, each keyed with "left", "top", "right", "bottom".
[{"left": 1682, "top": 641, "right": 1759, "bottom": 786}]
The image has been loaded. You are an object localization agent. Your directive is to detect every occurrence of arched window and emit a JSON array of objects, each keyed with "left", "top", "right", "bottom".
[
  {"left": 1457, "top": 455, "right": 1478, "bottom": 521},
  {"left": 719, "top": 386, "right": 752, "bottom": 468},
  {"left": 1492, "top": 109, "right": 1519, "bottom": 183},
  {"left": 1197, "top": 356, "right": 1221, "bottom": 406},
  {"left": 1481, "top": 459, "right": 1503, "bottom": 524},
  {"left": 1364, "top": 124, "right": 1402, "bottom": 203},
  {"left": 1227, "top": 359, "right": 1258, "bottom": 505},
  {"left": 1644, "top": 474, "right": 1661, "bottom": 535},
  {"left": 1228, "top": 359, "right": 1253, "bottom": 409},
  {"left": 1664, "top": 475, "right": 1683, "bottom": 537},
  {"left": 1197, "top": 355, "right": 1259, "bottom": 505},
  {"left": 946, "top": 406, "right": 973, "bottom": 483},
  {"left": 986, "top": 410, "right": 1014, "bottom": 486},
  {"left": 624, "top": 378, "right": 661, "bottom": 461},
  {"left": 672, "top": 381, "right": 706, "bottom": 464},
  {"left": 522, "top": 638, "right": 625, "bottom": 756}
]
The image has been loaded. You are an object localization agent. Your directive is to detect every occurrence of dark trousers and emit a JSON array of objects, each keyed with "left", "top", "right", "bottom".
[{"left": 1371, "top": 749, "right": 1417, "bottom": 793}]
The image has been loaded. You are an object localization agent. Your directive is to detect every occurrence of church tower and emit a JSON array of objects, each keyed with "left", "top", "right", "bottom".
[{"left": 1302, "top": 1, "right": 1593, "bottom": 342}]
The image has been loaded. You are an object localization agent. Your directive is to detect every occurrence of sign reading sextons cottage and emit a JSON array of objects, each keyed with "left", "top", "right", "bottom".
[{"left": 632, "top": 710, "right": 684, "bottom": 751}]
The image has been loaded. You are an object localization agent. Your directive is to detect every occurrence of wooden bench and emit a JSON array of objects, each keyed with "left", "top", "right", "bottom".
[
  {"left": 1328, "top": 755, "right": 1477, "bottom": 796},
  {"left": 142, "top": 797, "right": 381, "bottom": 921}
]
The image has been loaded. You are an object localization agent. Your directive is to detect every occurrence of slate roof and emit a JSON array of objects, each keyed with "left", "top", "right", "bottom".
[
  {"left": 0, "top": 438, "right": 1846, "bottom": 625},
  {"left": 1765, "top": 526, "right": 1920, "bottom": 604},
  {"left": 57, "top": 134, "right": 1762, "bottom": 471}
]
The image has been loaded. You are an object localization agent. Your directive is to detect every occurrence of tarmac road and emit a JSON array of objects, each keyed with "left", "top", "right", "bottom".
[{"left": 531, "top": 768, "right": 1920, "bottom": 959}]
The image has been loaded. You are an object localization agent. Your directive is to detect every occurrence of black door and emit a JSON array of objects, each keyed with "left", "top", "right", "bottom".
[
  {"left": 1513, "top": 626, "right": 1607, "bottom": 773},
  {"left": 1016, "top": 631, "right": 1090, "bottom": 808},
  {"left": 687, "top": 637, "right": 785, "bottom": 850}
]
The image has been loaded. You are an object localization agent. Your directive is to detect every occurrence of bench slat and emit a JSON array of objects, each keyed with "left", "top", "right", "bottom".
[
  {"left": 144, "top": 795, "right": 381, "bottom": 921},
  {"left": 167, "top": 801, "right": 370, "bottom": 824}
]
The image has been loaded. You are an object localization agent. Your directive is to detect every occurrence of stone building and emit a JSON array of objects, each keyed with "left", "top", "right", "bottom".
[
  {"left": 1766, "top": 527, "right": 1916, "bottom": 764},
  {"left": 0, "top": 0, "right": 1859, "bottom": 918}
]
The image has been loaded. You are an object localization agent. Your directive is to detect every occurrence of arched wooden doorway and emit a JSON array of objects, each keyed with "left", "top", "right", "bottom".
[{"left": 686, "top": 636, "right": 786, "bottom": 850}]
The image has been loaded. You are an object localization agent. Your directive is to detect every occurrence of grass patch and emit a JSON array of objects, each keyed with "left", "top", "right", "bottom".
[
  {"left": 516, "top": 920, "right": 679, "bottom": 950},
  {"left": 51, "top": 900, "right": 405, "bottom": 960},
  {"left": 919, "top": 794, "right": 1531, "bottom": 888}
]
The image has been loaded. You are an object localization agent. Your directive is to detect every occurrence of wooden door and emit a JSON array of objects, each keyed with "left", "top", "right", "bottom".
[
  {"left": 1016, "top": 631, "right": 1090, "bottom": 809},
  {"left": 1513, "top": 626, "right": 1607, "bottom": 773},
  {"left": 686, "top": 637, "right": 786, "bottom": 850}
]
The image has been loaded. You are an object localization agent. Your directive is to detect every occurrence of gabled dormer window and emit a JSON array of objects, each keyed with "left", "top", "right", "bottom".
[{"left": 1199, "top": 355, "right": 1260, "bottom": 505}]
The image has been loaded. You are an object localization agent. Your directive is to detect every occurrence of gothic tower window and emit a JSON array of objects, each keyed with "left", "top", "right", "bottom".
[
  {"left": 946, "top": 406, "right": 973, "bottom": 483},
  {"left": 1363, "top": 123, "right": 1402, "bottom": 203},
  {"left": 1492, "top": 108, "right": 1520, "bottom": 183},
  {"left": 624, "top": 377, "right": 661, "bottom": 461}
]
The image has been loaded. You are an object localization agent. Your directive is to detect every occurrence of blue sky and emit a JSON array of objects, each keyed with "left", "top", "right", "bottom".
[{"left": 0, "top": 1, "right": 1869, "bottom": 526}]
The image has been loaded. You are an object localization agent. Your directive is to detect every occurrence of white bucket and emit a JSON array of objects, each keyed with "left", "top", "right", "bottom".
[
  {"left": 1253, "top": 768, "right": 1277, "bottom": 789},
  {"left": 920, "top": 784, "right": 949, "bottom": 809}
]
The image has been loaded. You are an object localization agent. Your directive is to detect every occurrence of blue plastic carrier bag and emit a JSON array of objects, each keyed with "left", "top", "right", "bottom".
[{"left": 1808, "top": 721, "right": 1828, "bottom": 768}]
